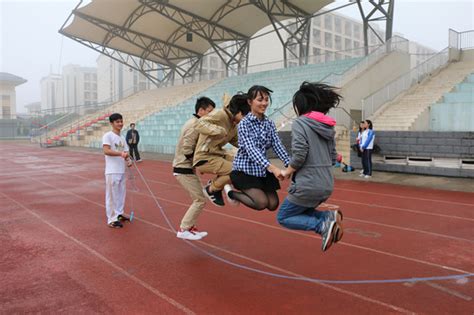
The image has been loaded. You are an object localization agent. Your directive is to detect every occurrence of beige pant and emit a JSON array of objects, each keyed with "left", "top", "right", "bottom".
[
  {"left": 176, "top": 174, "right": 206, "bottom": 230},
  {"left": 195, "top": 155, "right": 233, "bottom": 191}
]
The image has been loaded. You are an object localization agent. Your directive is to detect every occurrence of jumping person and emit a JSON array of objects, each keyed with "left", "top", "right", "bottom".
[
  {"left": 173, "top": 97, "right": 216, "bottom": 240},
  {"left": 224, "top": 85, "right": 290, "bottom": 211},
  {"left": 193, "top": 93, "right": 250, "bottom": 207},
  {"left": 276, "top": 82, "right": 344, "bottom": 252}
]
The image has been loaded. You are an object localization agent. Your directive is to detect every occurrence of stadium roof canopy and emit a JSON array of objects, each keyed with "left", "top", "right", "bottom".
[
  {"left": 60, "top": 0, "right": 337, "bottom": 84},
  {"left": 61, "top": 0, "right": 333, "bottom": 68}
]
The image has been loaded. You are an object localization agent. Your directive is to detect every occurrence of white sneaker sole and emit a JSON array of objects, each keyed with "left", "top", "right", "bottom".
[{"left": 176, "top": 232, "right": 202, "bottom": 241}]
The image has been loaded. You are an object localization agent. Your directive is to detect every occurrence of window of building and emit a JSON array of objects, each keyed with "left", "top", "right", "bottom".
[
  {"left": 313, "top": 16, "right": 321, "bottom": 27},
  {"left": 324, "top": 15, "right": 332, "bottom": 30},
  {"left": 85, "top": 82, "right": 91, "bottom": 90},
  {"left": 354, "top": 41, "right": 360, "bottom": 49},
  {"left": 354, "top": 25, "right": 361, "bottom": 39},
  {"left": 210, "top": 56, "right": 218, "bottom": 68},
  {"left": 335, "top": 35, "right": 342, "bottom": 50},
  {"left": 334, "top": 16, "right": 342, "bottom": 34},
  {"left": 312, "top": 29, "right": 321, "bottom": 45},
  {"left": 324, "top": 32, "right": 333, "bottom": 48},
  {"left": 84, "top": 73, "right": 90, "bottom": 81},
  {"left": 345, "top": 38, "right": 352, "bottom": 50},
  {"left": 312, "top": 47, "right": 321, "bottom": 56},
  {"left": 344, "top": 22, "right": 352, "bottom": 37},
  {"left": 85, "top": 92, "right": 91, "bottom": 99}
]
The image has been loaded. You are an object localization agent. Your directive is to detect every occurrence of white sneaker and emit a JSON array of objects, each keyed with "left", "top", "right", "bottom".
[
  {"left": 189, "top": 226, "right": 208, "bottom": 238},
  {"left": 359, "top": 170, "right": 364, "bottom": 174},
  {"left": 359, "top": 173, "right": 365, "bottom": 177},
  {"left": 364, "top": 175, "right": 372, "bottom": 179},
  {"left": 224, "top": 184, "right": 240, "bottom": 206},
  {"left": 176, "top": 229, "right": 202, "bottom": 240}
]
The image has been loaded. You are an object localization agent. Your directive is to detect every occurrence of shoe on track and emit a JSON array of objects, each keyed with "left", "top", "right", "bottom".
[
  {"left": 176, "top": 229, "right": 202, "bottom": 240},
  {"left": 108, "top": 221, "right": 123, "bottom": 228}
]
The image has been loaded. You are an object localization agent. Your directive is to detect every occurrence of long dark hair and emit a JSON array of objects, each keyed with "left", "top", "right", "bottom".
[
  {"left": 292, "top": 81, "right": 342, "bottom": 116},
  {"left": 365, "top": 119, "right": 373, "bottom": 130}
]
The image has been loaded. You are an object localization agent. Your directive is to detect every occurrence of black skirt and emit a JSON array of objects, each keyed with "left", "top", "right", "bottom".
[{"left": 230, "top": 170, "right": 281, "bottom": 192}]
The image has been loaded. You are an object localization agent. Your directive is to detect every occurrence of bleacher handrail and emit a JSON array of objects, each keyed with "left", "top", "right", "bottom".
[
  {"left": 361, "top": 46, "right": 450, "bottom": 120},
  {"left": 449, "top": 29, "right": 474, "bottom": 50}
]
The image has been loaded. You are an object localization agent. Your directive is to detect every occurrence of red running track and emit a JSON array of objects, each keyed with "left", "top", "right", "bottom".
[{"left": 1, "top": 143, "right": 473, "bottom": 314}]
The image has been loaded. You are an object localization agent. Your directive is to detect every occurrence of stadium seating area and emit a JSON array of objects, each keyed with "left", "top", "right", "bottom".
[
  {"left": 430, "top": 73, "right": 474, "bottom": 131},
  {"left": 122, "top": 58, "right": 362, "bottom": 154}
]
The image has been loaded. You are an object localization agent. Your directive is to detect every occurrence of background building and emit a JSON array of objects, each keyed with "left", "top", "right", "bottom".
[
  {"left": 40, "top": 73, "right": 63, "bottom": 115},
  {"left": 0, "top": 72, "right": 27, "bottom": 119}
]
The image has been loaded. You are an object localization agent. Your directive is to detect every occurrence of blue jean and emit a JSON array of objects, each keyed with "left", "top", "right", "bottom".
[{"left": 277, "top": 198, "right": 330, "bottom": 234}]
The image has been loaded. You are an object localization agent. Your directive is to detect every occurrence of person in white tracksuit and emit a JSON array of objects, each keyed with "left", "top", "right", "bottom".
[{"left": 102, "top": 113, "right": 132, "bottom": 228}]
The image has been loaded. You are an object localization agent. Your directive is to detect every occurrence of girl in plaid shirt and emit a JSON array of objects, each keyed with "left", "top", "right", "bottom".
[{"left": 224, "top": 85, "right": 290, "bottom": 211}]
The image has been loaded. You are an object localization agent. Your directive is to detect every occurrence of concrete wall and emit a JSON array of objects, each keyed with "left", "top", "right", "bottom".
[
  {"left": 339, "top": 51, "right": 411, "bottom": 115},
  {"left": 461, "top": 49, "right": 474, "bottom": 62},
  {"left": 350, "top": 131, "right": 474, "bottom": 178},
  {"left": 430, "top": 103, "right": 474, "bottom": 131}
]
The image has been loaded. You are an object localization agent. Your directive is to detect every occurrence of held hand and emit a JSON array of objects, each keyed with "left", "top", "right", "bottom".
[
  {"left": 121, "top": 151, "right": 129, "bottom": 159},
  {"left": 272, "top": 167, "right": 282, "bottom": 179}
]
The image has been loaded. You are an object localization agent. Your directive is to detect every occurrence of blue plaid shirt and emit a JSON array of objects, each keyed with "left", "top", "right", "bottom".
[{"left": 233, "top": 113, "right": 290, "bottom": 177}]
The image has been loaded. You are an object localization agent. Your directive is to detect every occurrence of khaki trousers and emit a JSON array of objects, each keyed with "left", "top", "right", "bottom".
[
  {"left": 195, "top": 155, "right": 233, "bottom": 191},
  {"left": 176, "top": 174, "right": 206, "bottom": 230}
]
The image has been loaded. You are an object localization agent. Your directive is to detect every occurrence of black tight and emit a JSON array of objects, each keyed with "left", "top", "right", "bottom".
[{"left": 229, "top": 188, "right": 279, "bottom": 211}]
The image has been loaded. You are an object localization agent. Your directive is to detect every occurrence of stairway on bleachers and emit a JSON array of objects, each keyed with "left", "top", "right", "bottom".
[
  {"left": 134, "top": 58, "right": 362, "bottom": 154},
  {"left": 372, "top": 60, "right": 474, "bottom": 130}
]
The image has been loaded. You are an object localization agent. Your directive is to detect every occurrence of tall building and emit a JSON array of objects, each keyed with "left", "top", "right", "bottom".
[
  {"left": 40, "top": 73, "right": 63, "bottom": 115},
  {"left": 62, "top": 64, "right": 97, "bottom": 113},
  {"left": 0, "top": 72, "right": 27, "bottom": 119},
  {"left": 97, "top": 55, "right": 153, "bottom": 104}
]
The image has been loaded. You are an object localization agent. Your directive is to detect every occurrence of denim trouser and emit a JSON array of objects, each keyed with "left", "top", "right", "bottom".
[{"left": 277, "top": 198, "right": 331, "bottom": 234}]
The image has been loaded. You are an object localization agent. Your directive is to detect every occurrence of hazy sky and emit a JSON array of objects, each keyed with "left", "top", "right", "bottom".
[{"left": 1, "top": 0, "right": 473, "bottom": 113}]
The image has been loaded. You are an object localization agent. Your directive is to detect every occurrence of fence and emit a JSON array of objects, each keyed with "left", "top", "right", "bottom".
[{"left": 449, "top": 29, "right": 474, "bottom": 50}]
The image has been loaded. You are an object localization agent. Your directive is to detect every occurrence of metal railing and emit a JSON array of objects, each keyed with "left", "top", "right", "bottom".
[
  {"left": 449, "top": 29, "right": 474, "bottom": 50},
  {"left": 268, "top": 36, "right": 409, "bottom": 130},
  {"left": 361, "top": 46, "right": 450, "bottom": 120}
]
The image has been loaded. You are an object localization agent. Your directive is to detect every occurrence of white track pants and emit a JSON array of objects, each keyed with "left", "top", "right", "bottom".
[{"left": 105, "top": 173, "right": 126, "bottom": 224}]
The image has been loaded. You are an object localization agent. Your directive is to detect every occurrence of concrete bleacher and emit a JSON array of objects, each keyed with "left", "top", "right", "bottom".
[
  {"left": 372, "top": 60, "right": 474, "bottom": 131},
  {"left": 133, "top": 58, "right": 362, "bottom": 154},
  {"left": 59, "top": 80, "right": 219, "bottom": 148},
  {"left": 430, "top": 73, "right": 474, "bottom": 131}
]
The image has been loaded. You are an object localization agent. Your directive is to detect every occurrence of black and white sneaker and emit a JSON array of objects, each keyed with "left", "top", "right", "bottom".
[
  {"left": 108, "top": 221, "right": 123, "bottom": 229},
  {"left": 118, "top": 214, "right": 130, "bottom": 222},
  {"left": 202, "top": 182, "right": 225, "bottom": 207},
  {"left": 320, "top": 218, "right": 337, "bottom": 252}
]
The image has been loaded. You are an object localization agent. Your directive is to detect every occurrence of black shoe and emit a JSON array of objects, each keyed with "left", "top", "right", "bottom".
[
  {"left": 118, "top": 214, "right": 130, "bottom": 222},
  {"left": 202, "top": 183, "right": 225, "bottom": 207},
  {"left": 108, "top": 221, "right": 123, "bottom": 228}
]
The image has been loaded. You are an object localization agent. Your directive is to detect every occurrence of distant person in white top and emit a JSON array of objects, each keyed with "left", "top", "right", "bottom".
[
  {"left": 359, "top": 119, "right": 375, "bottom": 179},
  {"left": 102, "top": 113, "right": 132, "bottom": 228}
]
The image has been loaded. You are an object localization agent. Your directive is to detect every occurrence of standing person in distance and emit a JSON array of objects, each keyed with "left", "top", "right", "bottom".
[{"left": 126, "top": 123, "right": 142, "bottom": 162}]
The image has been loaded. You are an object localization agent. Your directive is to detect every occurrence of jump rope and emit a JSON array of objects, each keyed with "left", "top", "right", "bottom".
[{"left": 125, "top": 161, "right": 474, "bottom": 285}]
